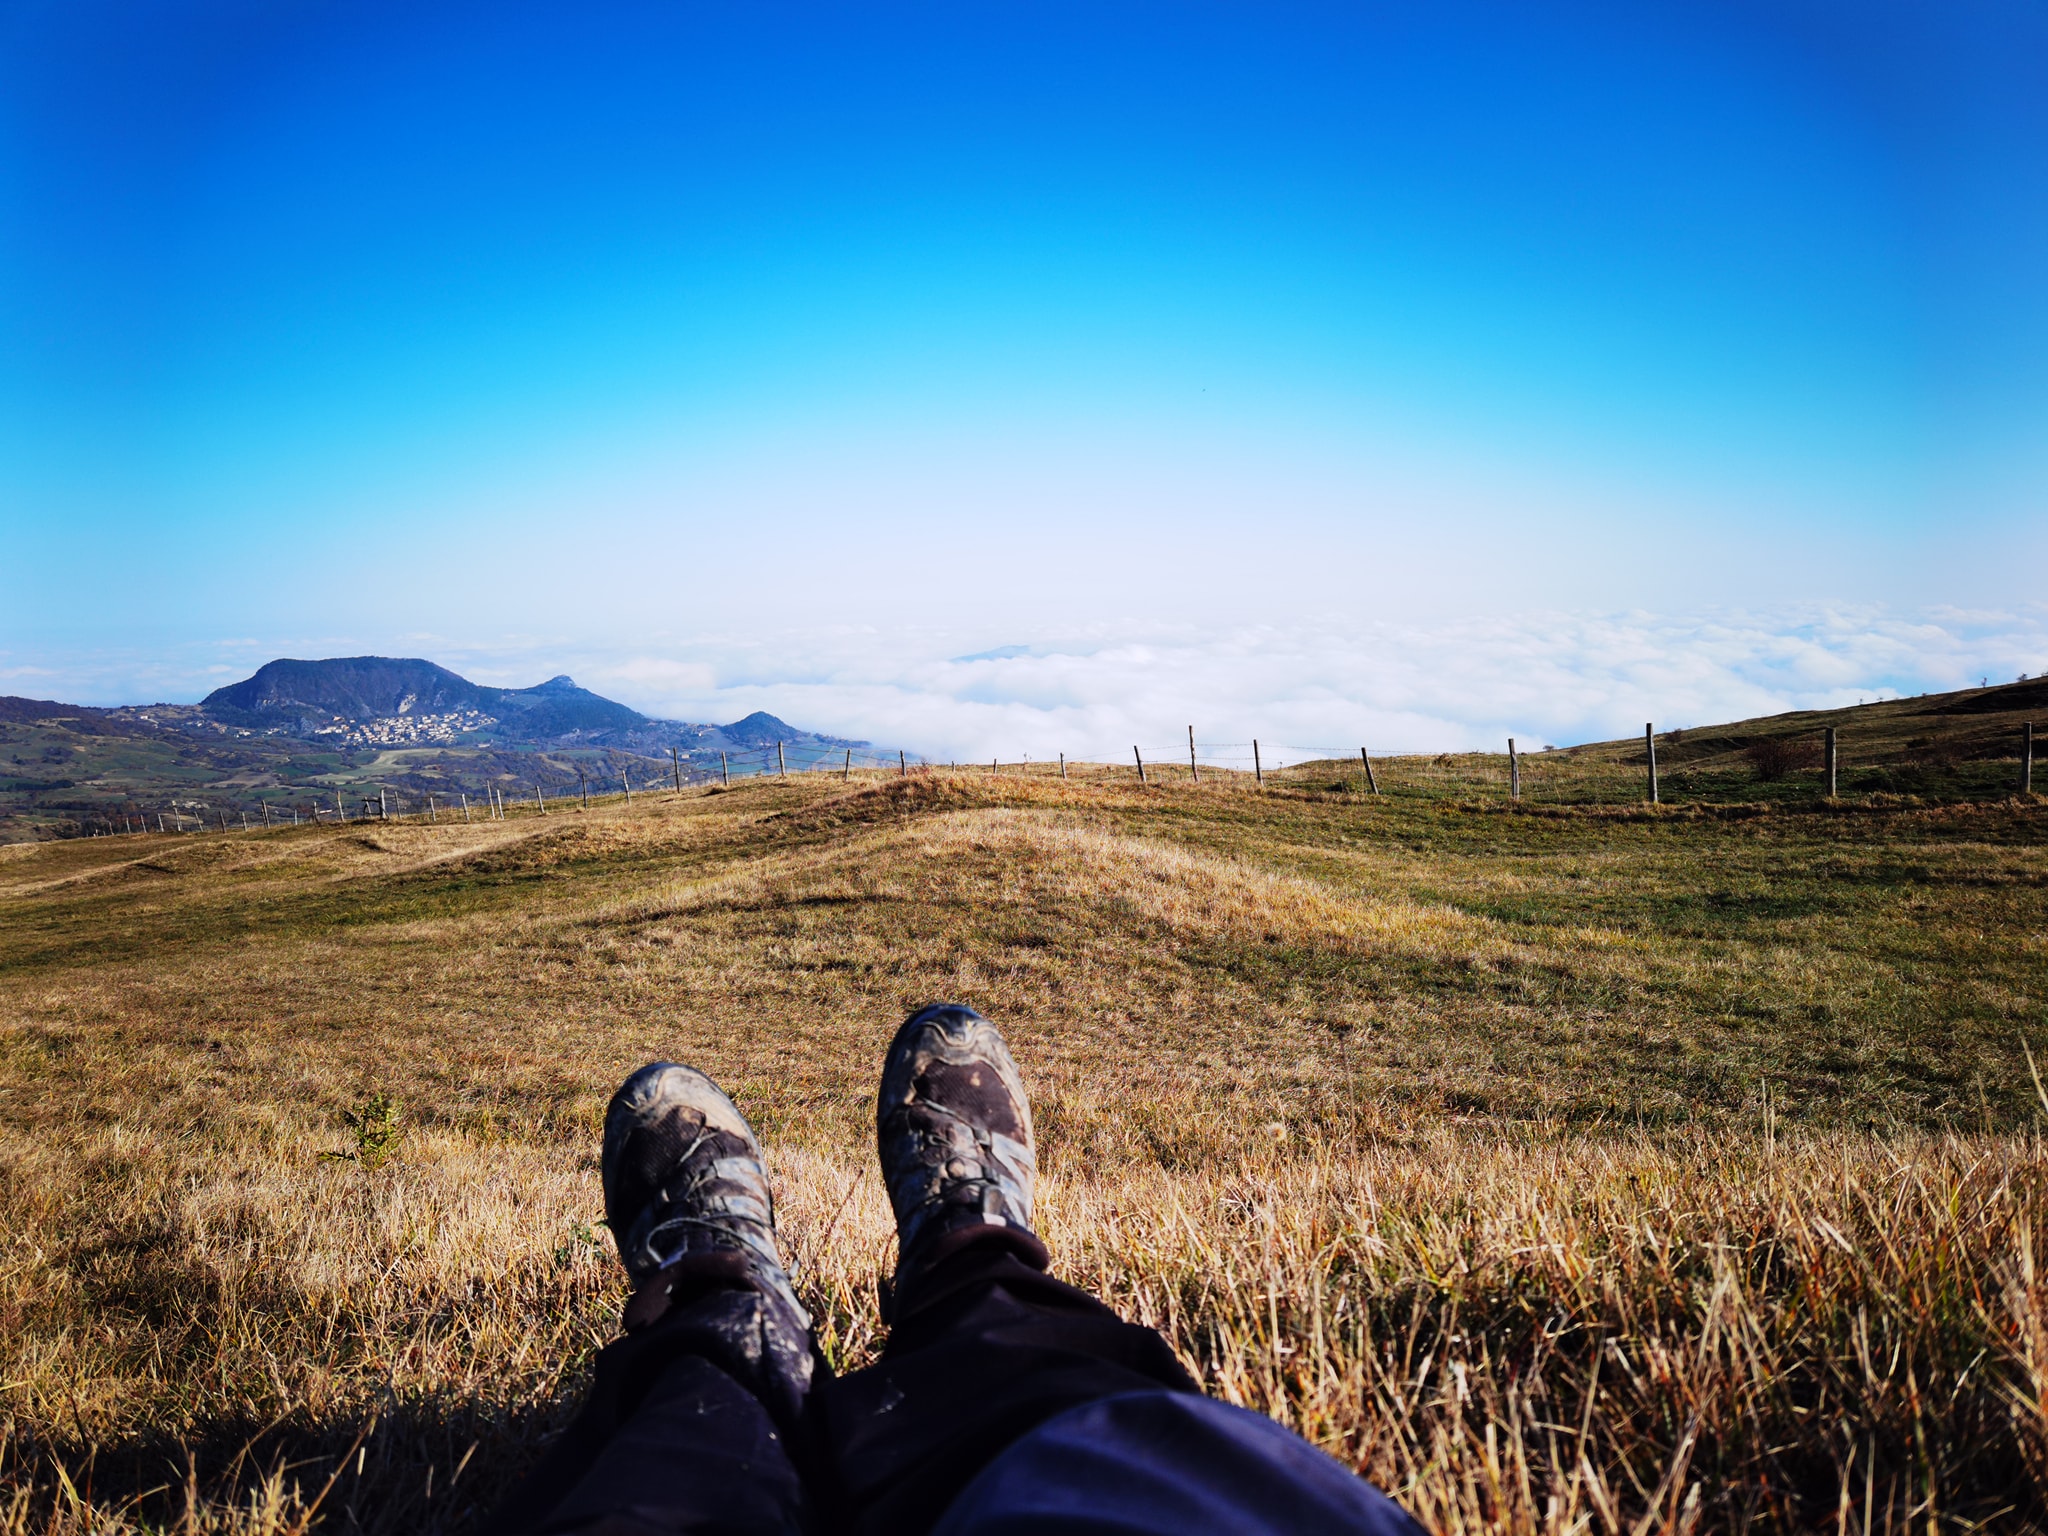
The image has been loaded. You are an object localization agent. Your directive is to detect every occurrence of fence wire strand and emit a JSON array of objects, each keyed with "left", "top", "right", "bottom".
[{"left": 70, "top": 724, "right": 1894, "bottom": 837}]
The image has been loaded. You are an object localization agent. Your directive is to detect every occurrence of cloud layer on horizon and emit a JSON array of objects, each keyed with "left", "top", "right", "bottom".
[{"left": 6, "top": 605, "right": 2042, "bottom": 764}]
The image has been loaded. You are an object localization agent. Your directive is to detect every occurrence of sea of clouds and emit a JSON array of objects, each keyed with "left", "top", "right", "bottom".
[
  {"left": 578, "top": 605, "right": 2047, "bottom": 762},
  {"left": 7, "top": 604, "right": 2041, "bottom": 765}
]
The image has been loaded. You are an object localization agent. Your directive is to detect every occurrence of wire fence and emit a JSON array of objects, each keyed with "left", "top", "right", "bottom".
[
  {"left": 929, "top": 741, "right": 1672, "bottom": 805},
  {"left": 62, "top": 719, "right": 2041, "bottom": 838},
  {"left": 71, "top": 740, "right": 933, "bottom": 836}
]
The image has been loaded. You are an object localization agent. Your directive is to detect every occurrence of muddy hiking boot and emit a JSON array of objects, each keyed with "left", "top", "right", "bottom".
[
  {"left": 601, "top": 1062, "right": 816, "bottom": 1427},
  {"left": 876, "top": 1004, "right": 1039, "bottom": 1298}
]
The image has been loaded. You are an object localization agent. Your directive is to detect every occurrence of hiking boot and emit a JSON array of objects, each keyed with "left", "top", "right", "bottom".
[
  {"left": 876, "top": 1004, "right": 1038, "bottom": 1285},
  {"left": 602, "top": 1062, "right": 815, "bottom": 1419}
]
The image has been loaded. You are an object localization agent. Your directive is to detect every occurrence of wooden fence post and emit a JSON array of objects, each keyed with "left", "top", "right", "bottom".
[
  {"left": 461, "top": 793, "right": 470, "bottom": 823},
  {"left": 535, "top": 784, "right": 546, "bottom": 814},
  {"left": 623, "top": 771, "right": 632, "bottom": 804},
  {"left": 379, "top": 788, "right": 388, "bottom": 821},
  {"left": 1059, "top": 752, "right": 1066, "bottom": 781},
  {"left": 428, "top": 795, "right": 437, "bottom": 823},
  {"left": 898, "top": 749, "right": 905, "bottom": 778},
  {"left": 1360, "top": 747, "right": 1379, "bottom": 794},
  {"left": 1134, "top": 746, "right": 1147, "bottom": 784},
  {"left": 1644, "top": 725, "right": 1658, "bottom": 804},
  {"left": 1824, "top": 726, "right": 1838, "bottom": 799},
  {"left": 1253, "top": 740, "right": 1262, "bottom": 785},
  {"left": 2022, "top": 722, "right": 2034, "bottom": 794},
  {"left": 777, "top": 741, "right": 786, "bottom": 778},
  {"left": 844, "top": 748, "right": 852, "bottom": 780},
  {"left": 580, "top": 769, "right": 588, "bottom": 808},
  {"left": 1509, "top": 738, "right": 1520, "bottom": 800},
  {"left": 723, "top": 751, "right": 731, "bottom": 786},
  {"left": 1188, "top": 727, "right": 1199, "bottom": 784},
  {"left": 335, "top": 790, "right": 345, "bottom": 822},
  {"left": 672, "top": 747, "right": 682, "bottom": 792}
]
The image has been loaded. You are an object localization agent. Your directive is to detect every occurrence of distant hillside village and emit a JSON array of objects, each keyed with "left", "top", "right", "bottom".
[{"left": 310, "top": 708, "right": 503, "bottom": 748}]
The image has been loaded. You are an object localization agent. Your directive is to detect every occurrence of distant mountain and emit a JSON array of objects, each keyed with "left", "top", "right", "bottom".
[
  {"left": 202, "top": 656, "right": 647, "bottom": 739},
  {"left": 188, "top": 655, "right": 864, "bottom": 757},
  {"left": 0, "top": 696, "right": 107, "bottom": 726},
  {"left": 204, "top": 656, "right": 485, "bottom": 720},
  {"left": 718, "top": 711, "right": 806, "bottom": 750}
]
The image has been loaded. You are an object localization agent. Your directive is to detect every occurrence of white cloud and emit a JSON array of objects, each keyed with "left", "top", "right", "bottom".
[
  {"left": 578, "top": 603, "right": 2048, "bottom": 759},
  {"left": 601, "top": 656, "right": 718, "bottom": 692}
]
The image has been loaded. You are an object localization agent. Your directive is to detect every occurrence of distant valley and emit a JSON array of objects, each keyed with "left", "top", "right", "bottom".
[{"left": 0, "top": 656, "right": 873, "bottom": 838}]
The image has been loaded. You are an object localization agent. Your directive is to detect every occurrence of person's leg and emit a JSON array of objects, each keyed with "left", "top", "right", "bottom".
[
  {"left": 484, "top": 1064, "right": 822, "bottom": 1536},
  {"left": 818, "top": 1004, "right": 1423, "bottom": 1536},
  {"left": 814, "top": 1005, "right": 1196, "bottom": 1535},
  {"left": 930, "top": 1390, "right": 1426, "bottom": 1536},
  {"left": 496, "top": 1294, "right": 809, "bottom": 1536},
  {"left": 818, "top": 1227, "right": 1197, "bottom": 1536}
]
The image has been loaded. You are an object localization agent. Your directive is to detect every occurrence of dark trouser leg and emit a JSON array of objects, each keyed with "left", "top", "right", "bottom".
[
  {"left": 484, "top": 1282, "right": 813, "bottom": 1536},
  {"left": 815, "top": 1228, "right": 1198, "bottom": 1536}
]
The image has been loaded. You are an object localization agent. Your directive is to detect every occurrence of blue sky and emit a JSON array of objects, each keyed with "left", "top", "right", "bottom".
[{"left": 2, "top": 1, "right": 2043, "bottom": 754}]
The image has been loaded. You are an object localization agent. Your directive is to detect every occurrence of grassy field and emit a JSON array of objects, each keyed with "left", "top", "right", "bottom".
[{"left": 2, "top": 757, "right": 2045, "bottom": 1532}]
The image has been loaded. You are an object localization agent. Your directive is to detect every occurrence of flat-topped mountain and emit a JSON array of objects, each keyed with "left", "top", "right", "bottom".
[
  {"left": 202, "top": 656, "right": 648, "bottom": 739},
  {"left": 182, "top": 656, "right": 859, "bottom": 759}
]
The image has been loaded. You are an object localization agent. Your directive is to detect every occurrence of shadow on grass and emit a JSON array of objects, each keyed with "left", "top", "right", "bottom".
[{"left": 6, "top": 1387, "right": 581, "bottom": 1536}]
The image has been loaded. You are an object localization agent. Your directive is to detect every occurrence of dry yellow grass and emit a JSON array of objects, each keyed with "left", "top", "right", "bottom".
[{"left": 3, "top": 772, "right": 2045, "bottom": 1532}]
